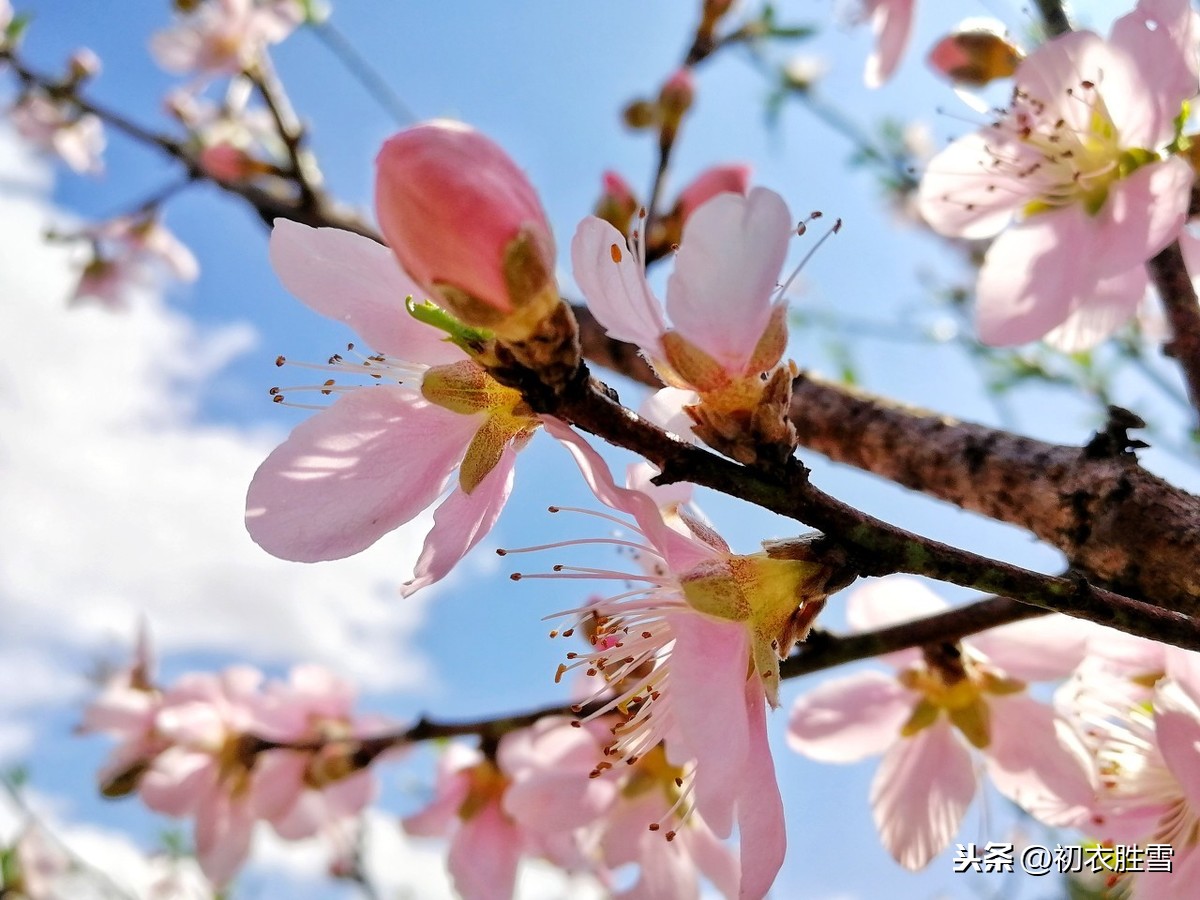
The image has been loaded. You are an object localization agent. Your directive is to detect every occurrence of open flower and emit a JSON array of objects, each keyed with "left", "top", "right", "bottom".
[
  {"left": 572, "top": 187, "right": 799, "bottom": 462},
  {"left": 1056, "top": 646, "right": 1200, "bottom": 899},
  {"left": 573, "top": 186, "right": 791, "bottom": 390},
  {"left": 507, "top": 420, "right": 843, "bottom": 897},
  {"left": 919, "top": 0, "right": 1200, "bottom": 349},
  {"left": 152, "top": 0, "right": 302, "bottom": 76},
  {"left": 245, "top": 220, "right": 540, "bottom": 595},
  {"left": 9, "top": 92, "right": 105, "bottom": 174},
  {"left": 788, "top": 578, "right": 1097, "bottom": 870}
]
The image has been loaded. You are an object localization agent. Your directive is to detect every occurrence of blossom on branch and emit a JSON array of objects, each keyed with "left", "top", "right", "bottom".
[
  {"left": 919, "top": 0, "right": 1200, "bottom": 350},
  {"left": 152, "top": 0, "right": 303, "bottom": 76},
  {"left": 572, "top": 186, "right": 801, "bottom": 462},
  {"left": 506, "top": 420, "right": 849, "bottom": 897},
  {"left": 68, "top": 214, "right": 198, "bottom": 310},
  {"left": 787, "top": 578, "right": 1098, "bottom": 870},
  {"left": 245, "top": 220, "right": 542, "bottom": 595},
  {"left": 82, "top": 641, "right": 384, "bottom": 887},
  {"left": 9, "top": 91, "right": 105, "bottom": 174}
]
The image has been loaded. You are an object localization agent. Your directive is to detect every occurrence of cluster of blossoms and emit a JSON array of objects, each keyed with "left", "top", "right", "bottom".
[
  {"left": 151, "top": 0, "right": 306, "bottom": 77},
  {"left": 80, "top": 631, "right": 386, "bottom": 886},
  {"left": 919, "top": 0, "right": 1200, "bottom": 350},
  {"left": 47, "top": 0, "right": 1200, "bottom": 893},
  {"left": 786, "top": 578, "right": 1200, "bottom": 898},
  {"left": 65, "top": 213, "right": 198, "bottom": 310}
]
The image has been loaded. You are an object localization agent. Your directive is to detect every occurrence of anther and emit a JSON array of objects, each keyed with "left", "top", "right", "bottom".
[{"left": 275, "top": 355, "right": 286, "bottom": 367}]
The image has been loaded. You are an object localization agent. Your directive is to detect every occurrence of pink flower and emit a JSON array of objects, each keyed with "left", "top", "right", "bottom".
[
  {"left": 862, "top": 0, "right": 916, "bottom": 87},
  {"left": 788, "top": 578, "right": 1097, "bottom": 870},
  {"left": 245, "top": 219, "right": 541, "bottom": 595},
  {"left": 572, "top": 186, "right": 792, "bottom": 391},
  {"left": 151, "top": 0, "right": 302, "bottom": 75},
  {"left": 511, "top": 420, "right": 835, "bottom": 897},
  {"left": 136, "top": 666, "right": 274, "bottom": 884},
  {"left": 9, "top": 92, "right": 105, "bottom": 174},
  {"left": 70, "top": 215, "right": 198, "bottom": 311},
  {"left": 375, "top": 121, "right": 556, "bottom": 325},
  {"left": 1057, "top": 649, "right": 1200, "bottom": 898},
  {"left": 245, "top": 665, "right": 380, "bottom": 843},
  {"left": 78, "top": 625, "right": 165, "bottom": 797},
  {"left": 403, "top": 742, "right": 527, "bottom": 900},
  {"left": 919, "top": 0, "right": 1200, "bottom": 349}
]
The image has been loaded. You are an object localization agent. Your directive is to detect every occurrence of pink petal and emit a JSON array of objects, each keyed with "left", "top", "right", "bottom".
[
  {"left": 1092, "top": 158, "right": 1193, "bottom": 278},
  {"left": 542, "top": 417, "right": 714, "bottom": 572},
  {"left": 787, "top": 670, "right": 914, "bottom": 762},
  {"left": 139, "top": 749, "right": 214, "bottom": 816},
  {"left": 845, "top": 578, "right": 948, "bottom": 667},
  {"left": 665, "top": 613, "right": 751, "bottom": 839},
  {"left": 246, "top": 386, "right": 479, "bottom": 562},
  {"left": 1044, "top": 265, "right": 1149, "bottom": 352},
  {"left": 870, "top": 721, "right": 976, "bottom": 870},
  {"left": 269, "top": 219, "right": 463, "bottom": 366},
  {"left": 1014, "top": 31, "right": 1108, "bottom": 140},
  {"left": 968, "top": 614, "right": 1094, "bottom": 681},
  {"left": 864, "top": 0, "right": 916, "bottom": 87},
  {"left": 975, "top": 206, "right": 1098, "bottom": 345},
  {"left": 735, "top": 678, "right": 786, "bottom": 900},
  {"left": 681, "top": 819, "right": 740, "bottom": 900},
  {"left": 447, "top": 802, "right": 522, "bottom": 900},
  {"left": 917, "top": 131, "right": 1022, "bottom": 240},
  {"left": 1154, "top": 679, "right": 1200, "bottom": 808},
  {"left": 250, "top": 750, "right": 308, "bottom": 822},
  {"left": 984, "top": 694, "right": 1096, "bottom": 827},
  {"left": 1110, "top": 0, "right": 1200, "bottom": 148},
  {"left": 666, "top": 188, "right": 791, "bottom": 374},
  {"left": 400, "top": 443, "right": 517, "bottom": 597},
  {"left": 194, "top": 794, "right": 256, "bottom": 886},
  {"left": 571, "top": 216, "right": 668, "bottom": 352}
]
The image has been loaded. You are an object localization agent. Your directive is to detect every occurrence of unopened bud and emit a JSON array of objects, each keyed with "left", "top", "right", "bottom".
[
  {"left": 595, "top": 170, "right": 639, "bottom": 234},
  {"left": 782, "top": 54, "right": 829, "bottom": 93},
  {"left": 927, "top": 20, "right": 1021, "bottom": 87},
  {"left": 622, "top": 98, "right": 658, "bottom": 130},
  {"left": 676, "top": 163, "right": 751, "bottom": 222},
  {"left": 67, "top": 47, "right": 102, "bottom": 83},
  {"left": 374, "top": 120, "right": 557, "bottom": 330},
  {"left": 658, "top": 68, "right": 695, "bottom": 127},
  {"left": 199, "top": 142, "right": 268, "bottom": 182}
]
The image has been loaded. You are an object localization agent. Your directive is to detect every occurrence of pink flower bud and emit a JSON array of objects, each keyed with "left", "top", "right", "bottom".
[
  {"left": 658, "top": 67, "right": 695, "bottom": 122},
  {"left": 677, "top": 163, "right": 751, "bottom": 221},
  {"left": 927, "top": 20, "right": 1022, "bottom": 87},
  {"left": 199, "top": 142, "right": 262, "bottom": 182},
  {"left": 374, "top": 120, "right": 554, "bottom": 315},
  {"left": 595, "top": 169, "right": 638, "bottom": 233}
]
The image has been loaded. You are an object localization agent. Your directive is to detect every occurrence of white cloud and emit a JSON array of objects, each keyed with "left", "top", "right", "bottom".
[{"left": 0, "top": 128, "right": 441, "bottom": 772}]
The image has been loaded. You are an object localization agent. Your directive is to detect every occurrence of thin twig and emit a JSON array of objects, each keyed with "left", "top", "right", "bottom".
[
  {"left": 1032, "top": 0, "right": 1074, "bottom": 38},
  {"left": 308, "top": 19, "right": 416, "bottom": 126}
]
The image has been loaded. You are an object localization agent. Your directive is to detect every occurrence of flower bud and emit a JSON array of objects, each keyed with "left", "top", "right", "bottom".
[
  {"left": 67, "top": 47, "right": 102, "bottom": 83},
  {"left": 594, "top": 170, "right": 639, "bottom": 235},
  {"left": 658, "top": 67, "right": 695, "bottom": 131},
  {"left": 199, "top": 142, "right": 267, "bottom": 182},
  {"left": 374, "top": 120, "right": 556, "bottom": 328},
  {"left": 927, "top": 20, "right": 1021, "bottom": 87},
  {"left": 676, "top": 163, "right": 751, "bottom": 222}
]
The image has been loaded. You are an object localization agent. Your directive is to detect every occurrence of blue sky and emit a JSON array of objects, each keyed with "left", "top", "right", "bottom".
[{"left": 2, "top": 1, "right": 1196, "bottom": 898}]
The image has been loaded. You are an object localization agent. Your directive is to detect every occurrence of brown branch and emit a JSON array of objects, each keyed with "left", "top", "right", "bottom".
[
  {"left": 788, "top": 371, "right": 1200, "bottom": 613},
  {"left": 528, "top": 370, "right": 1200, "bottom": 649},
  {"left": 1148, "top": 239, "right": 1200, "bottom": 424},
  {"left": 253, "top": 595, "right": 1052, "bottom": 759}
]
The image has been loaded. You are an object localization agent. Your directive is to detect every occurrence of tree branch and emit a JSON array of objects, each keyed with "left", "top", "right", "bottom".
[
  {"left": 531, "top": 371, "right": 1200, "bottom": 648},
  {"left": 1148, "top": 239, "right": 1200, "bottom": 424}
]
